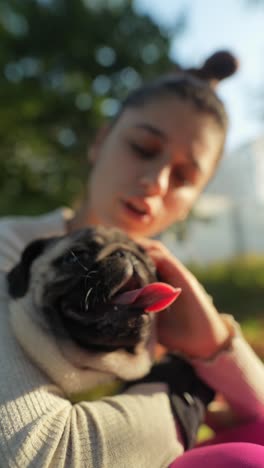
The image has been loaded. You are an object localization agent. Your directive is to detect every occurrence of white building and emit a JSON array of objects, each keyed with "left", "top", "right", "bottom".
[
  {"left": 207, "top": 136, "right": 264, "bottom": 203},
  {"left": 162, "top": 136, "right": 264, "bottom": 264}
]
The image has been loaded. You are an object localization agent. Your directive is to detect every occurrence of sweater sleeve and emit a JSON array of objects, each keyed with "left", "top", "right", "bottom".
[
  {"left": 190, "top": 315, "right": 264, "bottom": 424},
  {"left": 0, "top": 336, "right": 180, "bottom": 468},
  {"left": 0, "top": 216, "right": 182, "bottom": 468}
]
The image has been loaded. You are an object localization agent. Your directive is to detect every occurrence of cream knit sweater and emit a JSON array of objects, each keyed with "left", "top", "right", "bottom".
[{"left": 0, "top": 209, "right": 264, "bottom": 468}]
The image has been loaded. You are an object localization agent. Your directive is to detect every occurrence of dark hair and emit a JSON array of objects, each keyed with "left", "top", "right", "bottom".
[{"left": 113, "top": 50, "right": 238, "bottom": 132}]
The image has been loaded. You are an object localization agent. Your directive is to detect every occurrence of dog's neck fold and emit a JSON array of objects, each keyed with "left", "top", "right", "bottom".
[{"left": 9, "top": 294, "right": 156, "bottom": 399}]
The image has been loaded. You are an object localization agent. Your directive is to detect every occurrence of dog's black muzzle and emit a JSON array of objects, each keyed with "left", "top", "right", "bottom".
[{"left": 43, "top": 244, "right": 156, "bottom": 352}]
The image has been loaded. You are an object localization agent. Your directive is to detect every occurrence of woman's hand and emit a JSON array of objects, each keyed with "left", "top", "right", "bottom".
[{"left": 138, "top": 239, "right": 231, "bottom": 358}]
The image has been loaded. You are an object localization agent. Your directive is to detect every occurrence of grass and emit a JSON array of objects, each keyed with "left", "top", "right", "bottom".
[
  {"left": 188, "top": 255, "right": 264, "bottom": 359},
  {"left": 241, "top": 317, "right": 264, "bottom": 361},
  {"left": 197, "top": 425, "right": 215, "bottom": 443}
]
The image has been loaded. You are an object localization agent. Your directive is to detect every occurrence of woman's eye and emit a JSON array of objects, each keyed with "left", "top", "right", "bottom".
[{"left": 129, "top": 141, "right": 158, "bottom": 159}]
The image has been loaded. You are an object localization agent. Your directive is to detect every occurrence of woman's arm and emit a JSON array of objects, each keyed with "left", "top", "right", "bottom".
[
  {"left": 0, "top": 322, "right": 181, "bottom": 467},
  {"left": 139, "top": 239, "right": 264, "bottom": 427},
  {"left": 190, "top": 317, "right": 264, "bottom": 427}
]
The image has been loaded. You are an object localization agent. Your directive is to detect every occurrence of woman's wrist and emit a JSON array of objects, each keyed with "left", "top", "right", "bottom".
[{"left": 184, "top": 315, "right": 236, "bottom": 360}]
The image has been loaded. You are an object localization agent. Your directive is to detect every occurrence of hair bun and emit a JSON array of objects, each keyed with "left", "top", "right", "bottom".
[{"left": 187, "top": 50, "right": 239, "bottom": 86}]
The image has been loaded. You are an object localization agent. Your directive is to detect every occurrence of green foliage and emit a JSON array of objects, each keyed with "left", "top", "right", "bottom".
[
  {"left": 0, "top": 0, "right": 185, "bottom": 215},
  {"left": 189, "top": 255, "right": 264, "bottom": 321}
]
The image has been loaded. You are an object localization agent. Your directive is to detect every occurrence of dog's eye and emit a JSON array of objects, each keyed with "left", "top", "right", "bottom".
[
  {"left": 62, "top": 250, "right": 92, "bottom": 267},
  {"left": 112, "top": 250, "right": 126, "bottom": 258},
  {"left": 62, "top": 251, "right": 79, "bottom": 265},
  {"left": 136, "top": 245, "right": 147, "bottom": 255},
  {"left": 116, "top": 250, "right": 126, "bottom": 258}
]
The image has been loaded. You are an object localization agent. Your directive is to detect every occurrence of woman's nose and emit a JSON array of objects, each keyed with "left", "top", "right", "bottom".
[{"left": 139, "top": 166, "right": 170, "bottom": 197}]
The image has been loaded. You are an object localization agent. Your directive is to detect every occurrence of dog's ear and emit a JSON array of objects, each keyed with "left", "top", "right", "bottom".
[{"left": 7, "top": 238, "right": 49, "bottom": 298}]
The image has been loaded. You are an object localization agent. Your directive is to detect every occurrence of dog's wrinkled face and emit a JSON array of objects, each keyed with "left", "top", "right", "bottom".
[{"left": 8, "top": 226, "right": 159, "bottom": 353}]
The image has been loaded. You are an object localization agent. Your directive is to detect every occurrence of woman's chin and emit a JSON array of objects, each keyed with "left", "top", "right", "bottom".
[{"left": 118, "top": 219, "right": 158, "bottom": 240}]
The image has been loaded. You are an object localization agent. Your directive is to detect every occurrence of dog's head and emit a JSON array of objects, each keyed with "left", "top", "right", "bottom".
[{"left": 8, "top": 226, "right": 179, "bottom": 356}]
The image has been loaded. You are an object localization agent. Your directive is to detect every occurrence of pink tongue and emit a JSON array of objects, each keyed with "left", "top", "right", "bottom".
[{"left": 112, "top": 282, "right": 181, "bottom": 313}]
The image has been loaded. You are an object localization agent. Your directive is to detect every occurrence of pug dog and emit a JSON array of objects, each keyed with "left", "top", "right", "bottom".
[
  {"left": 7, "top": 225, "right": 180, "bottom": 399},
  {"left": 7, "top": 225, "right": 215, "bottom": 448}
]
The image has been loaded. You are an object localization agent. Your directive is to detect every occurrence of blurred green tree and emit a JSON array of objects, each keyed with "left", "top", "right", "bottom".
[{"left": 0, "top": 0, "right": 185, "bottom": 215}]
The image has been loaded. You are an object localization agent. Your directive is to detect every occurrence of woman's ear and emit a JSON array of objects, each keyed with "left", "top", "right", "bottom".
[{"left": 88, "top": 124, "right": 111, "bottom": 164}]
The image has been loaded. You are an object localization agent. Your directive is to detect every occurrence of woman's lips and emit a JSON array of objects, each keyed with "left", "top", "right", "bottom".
[{"left": 121, "top": 199, "right": 152, "bottom": 222}]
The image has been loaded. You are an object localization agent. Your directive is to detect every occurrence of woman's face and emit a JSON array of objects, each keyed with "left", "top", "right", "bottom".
[{"left": 87, "top": 95, "right": 224, "bottom": 238}]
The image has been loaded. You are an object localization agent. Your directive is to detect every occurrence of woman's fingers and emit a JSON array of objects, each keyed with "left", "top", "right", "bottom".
[
  {"left": 138, "top": 238, "right": 231, "bottom": 357},
  {"left": 138, "top": 238, "right": 187, "bottom": 284}
]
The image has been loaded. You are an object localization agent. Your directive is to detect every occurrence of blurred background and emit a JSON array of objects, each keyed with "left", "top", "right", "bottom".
[{"left": 0, "top": 0, "right": 263, "bottom": 354}]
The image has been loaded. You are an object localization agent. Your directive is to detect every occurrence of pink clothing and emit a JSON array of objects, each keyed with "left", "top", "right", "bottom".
[
  {"left": 171, "top": 443, "right": 264, "bottom": 468},
  {"left": 200, "top": 418, "right": 264, "bottom": 447},
  {"left": 170, "top": 419, "right": 264, "bottom": 467}
]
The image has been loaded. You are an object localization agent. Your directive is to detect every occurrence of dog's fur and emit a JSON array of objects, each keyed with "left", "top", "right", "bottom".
[
  {"left": 7, "top": 226, "right": 160, "bottom": 398},
  {"left": 7, "top": 226, "right": 216, "bottom": 447}
]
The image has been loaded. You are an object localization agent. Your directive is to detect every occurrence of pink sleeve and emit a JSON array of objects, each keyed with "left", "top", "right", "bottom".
[{"left": 190, "top": 315, "right": 264, "bottom": 423}]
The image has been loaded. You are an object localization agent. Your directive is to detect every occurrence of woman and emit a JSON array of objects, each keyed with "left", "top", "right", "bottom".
[{"left": 0, "top": 51, "right": 263, "bottom": 467}]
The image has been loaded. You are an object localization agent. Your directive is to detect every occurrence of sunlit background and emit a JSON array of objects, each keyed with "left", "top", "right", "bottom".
[
  {"left": 136, "top": 0, "right": 264, "bottom": 150},
  {"left": 0, "top": 0, "right": 263, "bottom": 355}
]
